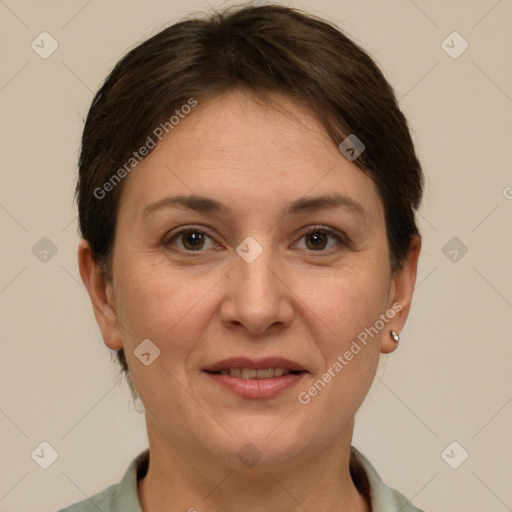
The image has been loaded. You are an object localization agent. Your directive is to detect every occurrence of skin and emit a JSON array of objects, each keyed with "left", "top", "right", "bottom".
[{"left": 79, "top": 89, "right": 420, "bottom": 512}]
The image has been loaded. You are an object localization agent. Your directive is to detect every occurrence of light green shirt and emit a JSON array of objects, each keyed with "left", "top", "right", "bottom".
[{"left": 57, "top": 447, "right": 425, "bottom": 511}]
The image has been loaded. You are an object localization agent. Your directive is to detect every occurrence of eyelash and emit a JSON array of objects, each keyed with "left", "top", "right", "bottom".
[{"left": 164, "top": 225, "right": 349, "bottom": 253}]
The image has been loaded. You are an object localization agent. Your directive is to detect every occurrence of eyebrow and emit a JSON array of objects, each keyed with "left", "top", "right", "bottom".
[{"left": 142, "top": 193, "right": 368, "bottom": 222}]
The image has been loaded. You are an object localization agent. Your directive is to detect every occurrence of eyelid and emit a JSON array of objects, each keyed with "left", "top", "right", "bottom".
[
  {"left": 164, "top": 224, "right": 350, "bottom": 252},
  {"left": 298, "top": 224, "right": 346, "bottom": 239},
  {"left": 294, "top": 224, "right": 350, "bottom": 250},
  {"left": 164, "top": 226, "right": 219, "bottom": 249}
]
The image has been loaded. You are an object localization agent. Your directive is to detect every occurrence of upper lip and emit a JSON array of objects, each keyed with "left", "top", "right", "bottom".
[{"left": 203, "top": 357, "right": 307, "bottom": 373}]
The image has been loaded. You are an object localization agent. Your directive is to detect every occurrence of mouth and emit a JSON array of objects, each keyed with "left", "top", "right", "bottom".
[
  {"left": 203, "top": 357, "right": 308, "bottom": 399},
  {"left": 214, "top": 367, "right": 302, "bottom": 379}
]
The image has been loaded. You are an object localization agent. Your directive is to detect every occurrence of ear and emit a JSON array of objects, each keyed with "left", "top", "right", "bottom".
[
  {"left": 381, "top": 235, "right": 421, "bottom": 354},
  {"left": 78, "top": 239, "right": 123, "bottom": 350}
]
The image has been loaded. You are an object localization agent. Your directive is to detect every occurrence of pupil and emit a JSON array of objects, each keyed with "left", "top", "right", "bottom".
[
  {"left": 184, "top": 232, "right": 204, "bottom": 250},
  {"left": 307, "top": 232, "right": 327, "bottom": 250}
]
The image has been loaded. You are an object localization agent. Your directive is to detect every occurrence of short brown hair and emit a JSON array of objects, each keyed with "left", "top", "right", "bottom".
[{"left": 77, "top": 3, "right": 423, "bottom": 392}]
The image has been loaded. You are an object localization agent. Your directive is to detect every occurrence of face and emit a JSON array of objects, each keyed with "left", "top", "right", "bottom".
[{"left": 80, "top": 89, "right": 419, "bottom": 471}]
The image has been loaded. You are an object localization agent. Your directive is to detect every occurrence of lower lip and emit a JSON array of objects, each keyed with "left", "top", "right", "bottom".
[{"left": 205, "top": 371, "right": 306, "bottom": 399}]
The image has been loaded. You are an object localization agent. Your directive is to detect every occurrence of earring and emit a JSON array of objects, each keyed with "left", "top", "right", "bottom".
[
  {"left": 390, "top": 330, "right": 400, "bottom": 343},
  {"left": 134, "top": 396, "right": 145, "bottom": 414}
]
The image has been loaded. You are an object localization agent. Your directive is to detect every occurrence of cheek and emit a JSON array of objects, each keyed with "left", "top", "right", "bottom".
[
  {"left": 297, "top": 260, "right": 391, "bottom": 350},
  {"left": 294, "top": 274, "right": 385, "bottom": 431},
  {"left": 114, "top": 255, "right": 208, "bottom": 336},
  {"left": 291, "top": 259, "right": 390, "bottom": 413},
  {"left": 111, "top": 259, "right": 214, "bottom": 413},
  {"left": 111, "top": 258, "right": 220, "bottom": 396}
]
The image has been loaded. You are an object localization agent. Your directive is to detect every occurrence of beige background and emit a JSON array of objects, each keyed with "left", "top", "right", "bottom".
[{"left": 1, "top": 0, "right": 511, "bottom": 511}]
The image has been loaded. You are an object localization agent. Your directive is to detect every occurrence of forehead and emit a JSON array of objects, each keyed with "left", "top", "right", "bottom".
[{"left": 117, "top": 89, "right": 384, "bottom": 224}]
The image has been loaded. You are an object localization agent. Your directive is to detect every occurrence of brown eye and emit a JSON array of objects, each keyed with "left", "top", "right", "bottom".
[
  {"left": 166, "top": 229, "right": 216, "bottom": 251},
  {"left": 181, "top": 231, "right": 205, "bottom": 250},
  {"left": 296, "top": 227, "right": 346, "bottom": 252},
  {"left": 305, "top": 231, "right": 329, "bottom": 250}
]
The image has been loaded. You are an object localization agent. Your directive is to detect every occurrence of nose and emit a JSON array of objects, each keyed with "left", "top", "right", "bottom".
[{"left": 219, "top": 244, "right": 294, "bottom": 336}]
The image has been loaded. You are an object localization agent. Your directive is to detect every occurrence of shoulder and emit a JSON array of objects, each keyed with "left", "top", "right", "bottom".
[
  {"left": 56, "top": 484, "right": 117, "bottom": 512},
  {"left": 351, "top": 446, "right": 426, "bottom": 512},
  {"left": 55, "top": 449, "right": 149, "bottom": 512}
]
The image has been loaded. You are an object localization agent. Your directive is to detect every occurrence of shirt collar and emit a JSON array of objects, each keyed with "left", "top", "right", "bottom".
[{"left": 114, "top": 447, "right": 422, "bottom": 512}]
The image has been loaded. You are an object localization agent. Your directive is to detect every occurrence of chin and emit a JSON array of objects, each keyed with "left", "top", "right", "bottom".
[{"left": 207, "top": 419, "right": 314, "bottom": 471}]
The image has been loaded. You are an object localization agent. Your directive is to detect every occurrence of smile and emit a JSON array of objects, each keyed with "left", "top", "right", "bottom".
[{"left": 218, "top": 367, "right": 294, "bottom": 379}]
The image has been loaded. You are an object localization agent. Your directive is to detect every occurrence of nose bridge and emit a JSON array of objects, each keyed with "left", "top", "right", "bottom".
[
  {"left": 237, "top": 235, "right": 280, "bottom": 302},
  {"left": 221, "top": 235, "right": 293, "bottom": 334},
  {"left": 239, "top": 246, "right": 277, "bottom": 294}
]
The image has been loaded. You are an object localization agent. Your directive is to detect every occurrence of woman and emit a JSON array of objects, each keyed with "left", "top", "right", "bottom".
[{"left": 61, "top": 3, "right": 424, "bottom": 511}]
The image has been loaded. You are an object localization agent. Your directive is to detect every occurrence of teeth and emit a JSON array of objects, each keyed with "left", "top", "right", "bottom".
[
  {"left": 218, "top": 367, "right": 292, "bottom": 379},
  {"left": 242, "top": 368, "right": 257, "bottom": 379}
]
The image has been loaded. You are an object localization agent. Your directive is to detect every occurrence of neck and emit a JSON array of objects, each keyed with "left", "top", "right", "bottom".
[{"left": 137, "top": 416, "right": 370, "bottom": 512}]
